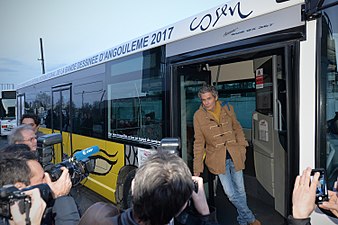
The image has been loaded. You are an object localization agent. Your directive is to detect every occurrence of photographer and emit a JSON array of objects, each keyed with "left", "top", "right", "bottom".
[
  {"left": 0, "top": 144, "right": 80, "bottom": 225},
  {"left": 79, "top": 151, "right": 217, "bottom": 225},
  {"left": 7, "top": 125, "right": 37, "bottom": 151}
]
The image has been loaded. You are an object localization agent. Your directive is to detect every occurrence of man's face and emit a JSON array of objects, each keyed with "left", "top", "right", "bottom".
[
  {"left": 21, "top": 118, "right": 38, "bottom": 133},
  {"left": 200, "top": 92, "right": 218, "bottom": 111},
  {"left": 27, "top": 160, "right": 45, "bottom": 186},
  {"left": 17, "top": 129, "right": 37, "bottom": 151}
]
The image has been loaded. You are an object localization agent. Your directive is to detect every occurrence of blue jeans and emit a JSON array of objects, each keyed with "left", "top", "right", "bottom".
[{"left": 218, "top": 159, "right": 255, "bottom": 225}]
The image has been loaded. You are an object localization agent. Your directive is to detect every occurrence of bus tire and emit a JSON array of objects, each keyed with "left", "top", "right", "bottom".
[
  {"left": 122, "top": 168, "right": 136, "bottom": 209},
  {"left": 115, "top": 165, "right": 137, "bottom": 209}
]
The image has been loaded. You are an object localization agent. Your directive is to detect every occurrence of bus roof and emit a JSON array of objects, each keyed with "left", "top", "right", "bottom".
[{"left": 18, "top": 0, "right": 304, "bottom": 89}]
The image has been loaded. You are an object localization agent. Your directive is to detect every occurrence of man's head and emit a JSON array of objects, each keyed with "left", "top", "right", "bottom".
[
  {"left": 0, "top": 144, "right": 44, "bottom": 188},
  {"left": 198, "top": 85, "right": 218, "bottom": 111},
  {"left": 132, "top": 152, "right": 194, "bottom": 225},
  {"left": 0, "top": 158, "right": 31, "bottom": 187},
  {"left": 20, "top": 113, "right": 40, "bottom": 134},
  {"left": 7, "top": 124, "right": 37, "bottom": 151}
]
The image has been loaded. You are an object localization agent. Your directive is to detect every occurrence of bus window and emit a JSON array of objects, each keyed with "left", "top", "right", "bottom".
[
  {"left": 107, "top": 47, "right": 164, "bottom": 142},
  {"left": 73, "top": 81, "right": 105, "bottom": 138},
  {"left": 215, "top": 79, "right": 256, "bottom": 129},
  {"left": 319, "top": 4, "right": 338, "bottom": 190}
]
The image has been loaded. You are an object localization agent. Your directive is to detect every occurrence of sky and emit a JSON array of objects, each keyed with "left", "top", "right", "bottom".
[{"left": 0, "top": 0, "right": 226, "bottom": 88}]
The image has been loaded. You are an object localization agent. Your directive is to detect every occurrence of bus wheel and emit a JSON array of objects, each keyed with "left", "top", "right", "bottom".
[
  {"left": 115, "top": 165, "right": 137, "bottom": 209},
  {"left": 122, "top": 168, "right": 136, "bottom": 209}
]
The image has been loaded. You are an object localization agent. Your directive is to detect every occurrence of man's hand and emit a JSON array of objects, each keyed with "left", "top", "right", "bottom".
[
  {"left": 194, "top": 172, "right": 201, "bottom": 177},
  {"left": 292, "top": 167, "right": 319, "bottom": 219},
  {"left": 319, "top": 190, "right": 338, "bottom": 217},
  {"left": 10, "top": 188, "right": 46, "bottom": 225},
  {"left": 45, "top": 167, "right": 72, "bottom": 199},
  {"left": 191, "top": 176, "right": 210, "bottom": 216}
]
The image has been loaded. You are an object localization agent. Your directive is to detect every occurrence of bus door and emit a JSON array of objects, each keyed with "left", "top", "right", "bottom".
[
  {"left": 177, "top": 65, "right": 211, "bottom": 169},
  {"left": 175, "top": 50, "right": 289, "bottom": 224},
  {"left": 52, "top": 84, "right": 72, "bottom": 161},
  {"left": 252, "top": 55, "right": 287, "bottom": 216},
  {"left": 176, "top": 64, "right": 218, "bottom": 202}
]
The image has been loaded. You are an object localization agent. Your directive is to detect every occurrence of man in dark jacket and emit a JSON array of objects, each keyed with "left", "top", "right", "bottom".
[
  {"left": 0, "top": 144, "right": 80, "bottom": 225},
  {"left": 78, "top": 151, "right": 217, "bottom": 225}
]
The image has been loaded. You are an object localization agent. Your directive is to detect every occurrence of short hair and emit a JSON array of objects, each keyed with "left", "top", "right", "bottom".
[
  {"left": 20, "top": 113, "right": 40, "bottom": 126},
  {"left": 198, "top": 84, "right": 218, "bottom": 99},
  {"left": 132, "top": 152, "right": 194, "bottom": 225},
  {"left": 0, "top": 144, "right": 38, "bottom": 187},
  {"left": 0, "top": 157, "right": 31, "bottom": 186},
  {"left": 7, "top": 124, "right": 35, "bottom": 145},
  {"left": 1, "top": 143, "right": 31, "bottom": 154}
]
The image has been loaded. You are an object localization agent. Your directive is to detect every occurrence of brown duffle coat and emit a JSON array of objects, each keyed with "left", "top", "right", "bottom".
[{"left": 193, "top": 101, "right": 248, "bottom": 175}]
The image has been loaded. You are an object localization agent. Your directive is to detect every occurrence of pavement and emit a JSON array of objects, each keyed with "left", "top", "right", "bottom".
[{"left": 70, "top": 184, "right": 112, "bottom": 216}]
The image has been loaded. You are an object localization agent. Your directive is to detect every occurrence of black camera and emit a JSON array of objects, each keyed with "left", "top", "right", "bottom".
[
  {"left": 45, "top": 146, "right": 99, "bottom": 186},
  {"left": 37, "top": 133, "right": 62, "bottom": 170},
  {"left": 0, "top": 183, "right": 51, "bottom": 219}
]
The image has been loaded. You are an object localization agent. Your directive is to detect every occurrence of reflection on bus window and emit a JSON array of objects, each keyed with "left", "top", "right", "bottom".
[
  {"left": 215, "top": 79, "right": 256, "bottom": 129},
  {"left": 321, "top": 6, "right": 338, "bottom": 189}
]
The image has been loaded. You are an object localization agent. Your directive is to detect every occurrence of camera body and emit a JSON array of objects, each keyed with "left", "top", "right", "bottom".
[
  {"left": 37, "top": 133, "right": 62, "bottom": 169},
  {"left": 46, "top": 157, "right": 94, "bottom": 186},
  {"left": 311, "top": 168, "right": 329, "bottom": 204},
  {"left": 0, "top": 184, "right": 51, "bottom": 218},
  {"left": 37, "top": 133, "right": 97, "bottom": 186}
]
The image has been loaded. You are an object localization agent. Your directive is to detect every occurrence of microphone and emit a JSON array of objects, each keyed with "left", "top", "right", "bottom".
[{"left": 73, "top": 146, "right": 99, "bottom": 161}]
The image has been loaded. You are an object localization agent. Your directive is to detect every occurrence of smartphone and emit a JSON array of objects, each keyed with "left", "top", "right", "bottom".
[{"left": 311, "top": 168, "right": 329, "bottom": 203}]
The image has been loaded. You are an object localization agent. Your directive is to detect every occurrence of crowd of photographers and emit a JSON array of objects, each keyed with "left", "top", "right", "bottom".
[
  {"left": 0, "top": 144, "right": 80, "bottom": 225},
  {"left": 2, "top": 113, "right": 338, "bottom": 225}
]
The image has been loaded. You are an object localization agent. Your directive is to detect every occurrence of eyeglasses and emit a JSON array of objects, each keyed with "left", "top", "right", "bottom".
[{"left": 22, "top": 136, "right": 37, "bottom": 142}]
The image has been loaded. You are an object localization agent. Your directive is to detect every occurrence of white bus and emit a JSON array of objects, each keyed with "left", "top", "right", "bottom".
[
  {"left": 16, "top": 0, "right": 338, "bottom": 223},
  {"left": 0, "top": 90, "right": 17, "bottom": 136}
]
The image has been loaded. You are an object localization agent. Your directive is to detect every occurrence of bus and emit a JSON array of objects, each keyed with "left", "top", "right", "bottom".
[
  {"left": 0, "top": 90, "right": 17, "bottom": 136},
  {"left": 16, "top": 0, "right": 338, "bottom": 224}
]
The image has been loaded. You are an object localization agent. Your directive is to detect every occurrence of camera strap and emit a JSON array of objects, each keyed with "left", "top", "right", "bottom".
[{"left": 24, "top": 199, "right": 31, "bottom": 225}]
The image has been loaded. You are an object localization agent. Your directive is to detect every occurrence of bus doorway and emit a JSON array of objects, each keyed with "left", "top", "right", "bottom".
[{"left": 176, "top": 50, "right": 290, "bottom": 224}]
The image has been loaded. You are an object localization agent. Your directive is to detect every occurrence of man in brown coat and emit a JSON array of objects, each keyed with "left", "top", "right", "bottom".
[{"left": 193, "top": 85, "right": 260, "bottom": 225}]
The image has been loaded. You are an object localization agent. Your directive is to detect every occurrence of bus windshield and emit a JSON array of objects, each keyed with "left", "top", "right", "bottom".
[{"left": 0, "top": 91, "right": 16, "bottom": 119}]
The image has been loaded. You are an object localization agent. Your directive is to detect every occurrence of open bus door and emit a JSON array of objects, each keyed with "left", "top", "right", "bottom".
[{"left": 252, "top": 55, "right": 288, "bottom": 216}]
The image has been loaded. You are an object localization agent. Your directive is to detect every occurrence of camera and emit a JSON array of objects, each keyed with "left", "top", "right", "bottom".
[
  {"left": 45, "top": 146, "right": 99, "bottom": 186},
  {"left": 0, "top": 183, "right": 51, "bottom": 219},
  {"left": 37, "top": 133, "right": 62, "bottom": 170},
  {"left": 37, "top": 134, "right": 99, "bottom": 186},
  {"left": 311, "top": 168, "right": 329, "bottom": 204}
]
